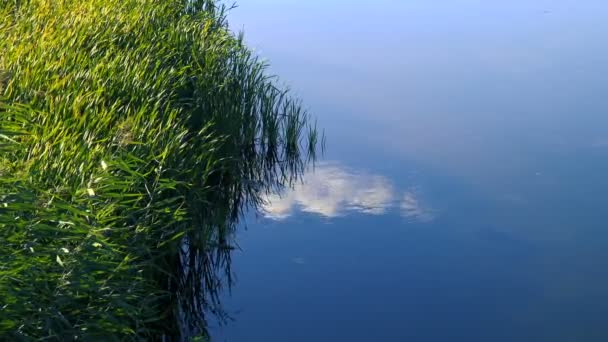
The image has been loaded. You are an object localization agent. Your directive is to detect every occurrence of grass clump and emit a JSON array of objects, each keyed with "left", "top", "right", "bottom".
[{"left": 0, "top": 0, "right": 319, "bottom": 340}]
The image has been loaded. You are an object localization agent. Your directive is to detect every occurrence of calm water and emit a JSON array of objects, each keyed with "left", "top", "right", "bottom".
[{"left": 213, "top": 1, "right": 608, "bottom": 341}]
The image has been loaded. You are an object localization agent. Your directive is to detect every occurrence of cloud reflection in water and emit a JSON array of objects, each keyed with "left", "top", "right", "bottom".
[
  {"left": 401, "top": 191, "right": 435, "bottom": 222},
  {"left": 262, "top": 163, "right": 434, "bottom": 222}
]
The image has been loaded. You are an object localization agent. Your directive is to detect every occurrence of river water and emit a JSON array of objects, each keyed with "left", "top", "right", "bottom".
[{"left": 213, "top": 1, "right": 608, "bottom": 341}]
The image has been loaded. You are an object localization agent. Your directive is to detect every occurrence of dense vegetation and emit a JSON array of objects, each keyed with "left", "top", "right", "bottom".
[{"left": 0, "top": 0, "right": 319, "bottom": 340}]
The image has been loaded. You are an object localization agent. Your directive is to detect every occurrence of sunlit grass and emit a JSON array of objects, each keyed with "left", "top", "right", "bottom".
[{"left": 0, "top": 0, "right": 319, "bottom": 339}]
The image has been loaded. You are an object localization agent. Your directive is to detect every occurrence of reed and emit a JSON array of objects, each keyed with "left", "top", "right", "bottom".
[{"left": 0, "top": 0, "right": 319, "bottom": 340}]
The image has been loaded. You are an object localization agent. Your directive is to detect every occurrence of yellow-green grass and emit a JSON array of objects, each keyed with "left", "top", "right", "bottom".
[{"left": 0, "top": 0, "right": 319, "bottom": 339}]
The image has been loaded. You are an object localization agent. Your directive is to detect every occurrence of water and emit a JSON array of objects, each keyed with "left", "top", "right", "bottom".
[{"left": 212, "top": 1, "right": 608, "bottom": 340}]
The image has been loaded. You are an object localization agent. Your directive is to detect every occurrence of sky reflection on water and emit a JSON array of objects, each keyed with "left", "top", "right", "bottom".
[
  {"left": 262, "top": 163, "right": 434, "bottom": 222},
  {"left": 212, "top": 1, "right": 608, "bottom": 341}
]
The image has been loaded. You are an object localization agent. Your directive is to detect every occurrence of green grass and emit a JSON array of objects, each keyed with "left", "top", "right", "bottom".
[{"left": 0, "top": 0, "right": 319, "bottom": 340}]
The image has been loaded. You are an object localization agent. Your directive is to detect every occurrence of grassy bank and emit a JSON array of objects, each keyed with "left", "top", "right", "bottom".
[{"left": 0, "top": 0, "right": 318, "bottom": 339}]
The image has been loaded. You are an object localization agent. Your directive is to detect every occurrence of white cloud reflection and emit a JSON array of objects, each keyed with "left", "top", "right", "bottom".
[
  {"left": 262, "top": 163, "right": 435, "bottom": 222},
  {"left": 401, "top": 191, "right": 435, "bottom": 222}
]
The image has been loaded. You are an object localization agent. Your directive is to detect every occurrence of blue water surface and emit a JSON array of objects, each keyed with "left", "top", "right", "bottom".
[{"left": 212, "top": 1, "right": 608, "bottom": 341}]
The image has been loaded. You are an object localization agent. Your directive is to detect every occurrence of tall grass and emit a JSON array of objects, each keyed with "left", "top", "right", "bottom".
[{"left": 0, "top": 0, "right": 319, "bottom": 340}]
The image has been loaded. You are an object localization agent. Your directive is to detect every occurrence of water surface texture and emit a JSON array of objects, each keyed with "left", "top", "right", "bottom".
[{"left": 214, "top": 1, "right": 608, "bottom": 341}]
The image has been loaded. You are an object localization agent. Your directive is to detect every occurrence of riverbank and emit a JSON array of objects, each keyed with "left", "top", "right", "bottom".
[{"left": 0, "top": 1, "right": 318, "bottom": 339}]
